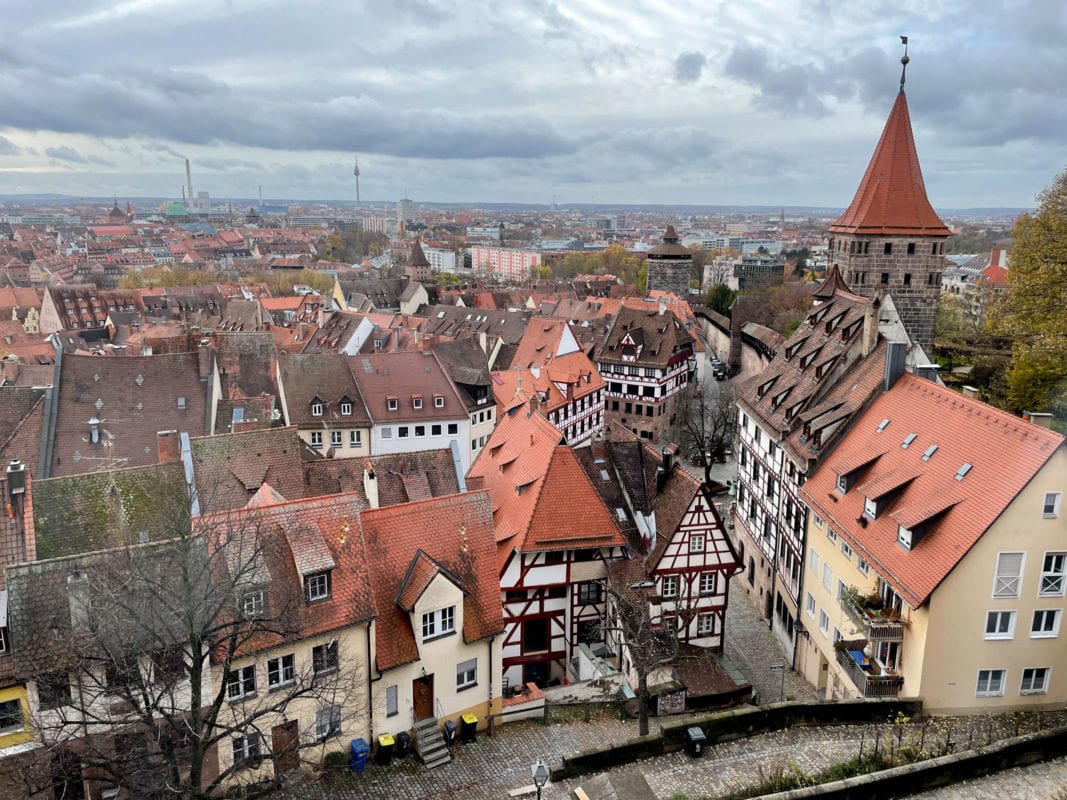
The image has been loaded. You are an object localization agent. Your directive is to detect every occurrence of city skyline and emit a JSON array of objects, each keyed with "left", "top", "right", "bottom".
[{"left": 0, "top": 0, "right": 1063, "bottom": 208}]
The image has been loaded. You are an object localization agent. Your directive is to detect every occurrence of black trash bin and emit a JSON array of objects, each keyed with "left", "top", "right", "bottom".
[
  {"left": 394, "top": 730, "right": 411, "bottom": 758},
  {"left": 686, "top": 726, "right": 707, "bottom": 758},
  {"left": 350, "top": 738, "right": 370, "bottom": 772},
  {"left": 443, "top": 720, "right": 458, "bottom": 747},
  {"left": 375, "top": 733, "right": 395, "bottom": 766},
  {"left": 460, "top": 713, "right": 478, "bottom": 744}
]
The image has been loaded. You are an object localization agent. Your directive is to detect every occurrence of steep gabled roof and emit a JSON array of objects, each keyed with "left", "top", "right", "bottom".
[
  {"left": 802, "top": 374, "right": 1064, "bottom": 607},
  {"left": 829, "top": 91, "right": 950, "bottom": 237}
]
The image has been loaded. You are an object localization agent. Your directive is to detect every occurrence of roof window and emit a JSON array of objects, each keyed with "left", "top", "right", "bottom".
[
  {"left": 955, "top": 463, "right": 973, "bottom": 481},
  {"left": 876, "top": 418, "right": 890, "bottom": 433},
  {"left": 901, "top": 433, "right": 917, "bottom": 449},
  {"left": 922, "top": 444, "right": 938, "bottom": 461}
]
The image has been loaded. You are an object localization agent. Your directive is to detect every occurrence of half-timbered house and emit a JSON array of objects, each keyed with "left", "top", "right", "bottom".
[{"left": 467, "top": 399, "right": 627, "bottom": 689}]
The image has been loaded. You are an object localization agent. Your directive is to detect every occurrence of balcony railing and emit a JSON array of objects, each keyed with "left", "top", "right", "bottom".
[
  {"left": 841, "top": 588, "right": 905, "bottom": 642},
  {"left": 835, "top": 642, "right": 904, "bottom": 698}
]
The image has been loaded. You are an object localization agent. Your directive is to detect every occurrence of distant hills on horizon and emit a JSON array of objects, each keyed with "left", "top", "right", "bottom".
[{"left": 0, "top": 194, "right": 1029, "bottom": 219}]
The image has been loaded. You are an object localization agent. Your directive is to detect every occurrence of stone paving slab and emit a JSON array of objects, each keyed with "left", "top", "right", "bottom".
[{"left": 905, "top": 755, "right": 1067, "bottom": 800}]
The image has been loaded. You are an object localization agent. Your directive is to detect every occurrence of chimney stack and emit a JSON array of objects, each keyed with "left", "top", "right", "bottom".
[
  {"left": 914, "top": 363, "right": 941, "bottom": 383},
  {"left": 961, "top": 385, "right": 980, "bottom": 400},
  {"left": 658, "top": 296, "right": 668, "bottom": 316},
  {"left": 363, "top": 468, "right": 379, "bottom": 509},
  {"left": 1025, "top": 412, "right": 1053, "bottom": 429}
]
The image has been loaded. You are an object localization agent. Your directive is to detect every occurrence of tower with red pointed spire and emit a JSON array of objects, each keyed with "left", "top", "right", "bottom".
[{"left": 828, "top": 38, "right": 950, "bottom": 354}]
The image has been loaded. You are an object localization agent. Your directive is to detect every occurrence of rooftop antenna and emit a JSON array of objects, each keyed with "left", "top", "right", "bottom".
[
  {"left": 899, "top": 35, "right": 909, "bottom": 93},
  {"left": 353, "top": 156, "right": 361, "bottom": 206}
]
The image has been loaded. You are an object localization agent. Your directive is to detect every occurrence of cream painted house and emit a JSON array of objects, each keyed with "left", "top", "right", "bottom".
[{"left": 797, "top": 373, "right": 1067, "bottom": 714}]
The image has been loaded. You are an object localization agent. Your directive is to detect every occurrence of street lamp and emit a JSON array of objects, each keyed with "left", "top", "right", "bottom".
[
  {"left": 531, "top": 759, "right": 550, "bottom": 800},
  {"left": 769, "top": 664, "right": 786, "bottom": 703}
]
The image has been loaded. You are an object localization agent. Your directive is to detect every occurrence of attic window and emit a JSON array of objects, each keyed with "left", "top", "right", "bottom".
[
  {"left": 434, "top": 396, "right": 444, "bottom": 408},
  {"left": 876, "top": 418, "right": 890, "bottom": 433},
  {"left": 306, "top": 571, "right": 331, "bottom": 602},
  {"left": 387, "top": 398, "right": 398, "bottom": 411},
  {"left": 901, "top": 433, "right": 917, "bottom": 449},
  {"left": 311, "top": 400, "right": 324, "bottom": 417},
  {"left": 897, "top": 524, "right": 915, "bottom": 551},
  {"left": 412, "top": 396, "right": 423, "bottom": 410},
  {"left": 922, "top": 444, "right": 938, "bottom": 461},
  {"left": 340, "top": 400, "right": 352, "bottom": 416},
  {"left": 516, "top": 481, "right": 535, "bottom": 496},
  {"left": 955, "top": 463, "right": 973, "bottom": 481},
  {"left": 177, "top": 396, "right": 187, "bottom": 409}
]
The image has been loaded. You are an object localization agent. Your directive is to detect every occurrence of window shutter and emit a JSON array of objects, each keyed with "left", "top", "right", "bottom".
[{"left": 994, "top": 552, "right": 1023, "bottom": 597}]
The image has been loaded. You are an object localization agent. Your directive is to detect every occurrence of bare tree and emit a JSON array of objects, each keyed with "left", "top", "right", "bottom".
[
  {"left": 10, "top": 475, "right": 362, "bottom": 800},
  {"left": 603, "top": 566, "right": 694, "bottom": 737},
  {"left": 671, "top": 378, "right": 737, "bottom": 487}
]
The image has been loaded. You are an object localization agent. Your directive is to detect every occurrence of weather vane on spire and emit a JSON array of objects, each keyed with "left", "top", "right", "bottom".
[{"left": 899, "top": 35, "right": 910, "bottom": 93}]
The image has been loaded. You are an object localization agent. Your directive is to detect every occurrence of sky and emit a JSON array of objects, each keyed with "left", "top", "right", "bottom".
[{"left": 0, "top": 0, "right": 1064, "bottom": 209}]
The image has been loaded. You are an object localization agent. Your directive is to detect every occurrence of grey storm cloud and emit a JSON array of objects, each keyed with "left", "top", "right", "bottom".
[
  {"left": 673, "top": 52, "right": 706, "bottom": 84},
  {"left": 0, "top": 55, "right": 575, "bottom": 161},
  {"left": 45, "top": 145, "right": 113, "bottom": 166},
  {"left": 143, "top": 143, "right": 185, "bottom": 160}
]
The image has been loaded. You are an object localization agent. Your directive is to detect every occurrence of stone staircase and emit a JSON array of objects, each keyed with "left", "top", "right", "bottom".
[{"left": 413, "top": 716, "right": 451, "bottom": 769}]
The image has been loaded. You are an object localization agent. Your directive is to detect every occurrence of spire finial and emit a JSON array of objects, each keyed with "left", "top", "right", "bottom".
[{"left": 899, "top": 35, "right": 910, "bottom": 93}]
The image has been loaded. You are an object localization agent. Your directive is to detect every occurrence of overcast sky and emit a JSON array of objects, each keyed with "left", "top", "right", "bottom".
[{"left": 0, "top": 0, "right": 1063, "bottom": 208}]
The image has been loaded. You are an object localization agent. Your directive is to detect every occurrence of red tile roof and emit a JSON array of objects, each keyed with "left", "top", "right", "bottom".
[
  {"left": 468, "top": 405, "right": 625, "bottom": 567},
  {"left": 802, "top": 374, "right": 1064, "bottom": 607},
  {"left": 358, "top": 492, "right": 504, "bottom": 671},
  {"left": 829, "top": 92, "right": 951, "bottom": 237}
]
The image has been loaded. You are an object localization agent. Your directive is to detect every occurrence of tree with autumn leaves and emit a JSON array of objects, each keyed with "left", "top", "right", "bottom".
[{"left": 991, "top": 166, "right": 1067, "bottom": 426}]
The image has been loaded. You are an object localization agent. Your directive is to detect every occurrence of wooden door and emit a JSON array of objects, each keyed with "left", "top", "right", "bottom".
[
  {"left": 272, "top": 720, "right": 299, "bottom": 775},
  {"left": 413, "top": 674, "right": 434, "bottom": 720}
]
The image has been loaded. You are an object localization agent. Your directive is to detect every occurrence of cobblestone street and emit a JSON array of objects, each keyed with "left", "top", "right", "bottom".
[{"left": 283, "top": 574, "right": 1067, "bottom": 800}]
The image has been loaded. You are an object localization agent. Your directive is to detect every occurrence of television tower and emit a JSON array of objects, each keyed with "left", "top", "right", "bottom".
[{"left": 353, "top": 155, "right": 361, "bottom": 206}]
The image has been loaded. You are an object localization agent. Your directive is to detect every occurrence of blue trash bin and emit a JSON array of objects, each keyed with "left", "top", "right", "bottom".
[{"left": 350, "top": 738, "right": 370, "bottom": 772}]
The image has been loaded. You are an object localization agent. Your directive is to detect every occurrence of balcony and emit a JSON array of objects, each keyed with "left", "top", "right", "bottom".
[
  {"left": 841, "top": 587, "right": 905, "bottom": 642},
  {"left": 836, "top": 641, "right": 904, "bottom": 698}
]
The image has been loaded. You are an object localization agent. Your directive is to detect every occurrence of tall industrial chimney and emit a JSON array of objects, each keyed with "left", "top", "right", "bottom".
[{"left": 185, "top": 159, "right": 194, "bottom": 208}]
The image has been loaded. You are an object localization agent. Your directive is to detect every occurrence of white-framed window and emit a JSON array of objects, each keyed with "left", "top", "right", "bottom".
[
  {"left": 805, "top": 592, "right": 816, "bottom": 617},
  {"left": 822, "top": 563, "right": 833, "bottom": 591},
  {"left": 315, "top": 704, "right": 342, "bottom": 741},
  {"left": 226, "top": 665, "right": 256, "bottom": 701},
  {"left": 232, "top": 734, "right": 261, "bottom": 768},
  {"left": 699, "top": 572, "right": 716, "bottom": 596},
  {"left": 1031, "top": 609, "right": 1061, "bottom": 638},
  {"left": 0, "top": 699, "right": 23, "bottom": 734},
  {"left": 312, "top": 641, "right": 339, "bottom": 675},
  {"left": 984, "top": 610, "right": 1016, "bottom": 640},
  {"left": 809, "top": 548, "right": 820, "bottom": 575},
  {"left": 431, "top": 424, "right": 442, "bottom": 436},
  {"left": 813, "top": 514, "right": 824, "bottom": 529},
  {"left": 349, "top": 430, "right": 361, "bottom": 447},
  {"left": 415, "top": 425, "right": 425, "bottom": 437},
  {"left": 330, "top": 430, "right": 343, "bottom": 447},
  {"left": 1043, "top": 492, "right": 1061, "bottom": 518},
  {"left": 267, "top": 654, "right": 295, "bottom": 689},
  {"left": 0, "top": 626, "right": 8, "bottom": 655},
  {"left": 976, "top": 669, "right": 1006, "bottom": 697},
  {"left": 857, "top": 557, "right": 870, "bottom": 577},
  {"left": 435, "top": 396, "right": 444, "bottom": 408},
  {"left": 306, "top": 571, "right": 330, "bottom": 602},
  {"left": 398, "top": 426, "right": 410, "bottom": 439},
  {"left": 689, "top": 533, "right": 706, "bottom": 553},
  {"left": 993, "top": 552, "right": 1024, "bottom": 598},
  {"left": 387, "top": 398, "right": 398, "bottom": 411},
  {"left": 1040, "top": 552, "right": 1066, "bottom": 597},
  {"left": 311, "top": 401, "right": 324, "bottom": 417},
  {"left": 818, "top": 609, "right": 829, "bottom": 635},
  {"left": 836, "top": 579, "right": 847, "bottom": 601},
  {"left": 661, "top": 576, "right": 679, "bottom": 599},
  {"left": 381, "top": 427, "right": 393, "bottom": 439},
  {"left": 412, "top": 397, "right": 423, "bottom": 409},
  {"left": 310, "top": 431, "right": 323, "bottom": 448},
  {"left": 340, "top": 401, "right": 352, "bottom": 416},
  {"left": 456, "top": 658, "right": 477, "bottom": 690},
  {"left": 697, "top": 613, "right": 715, "bottom": 636},
  {"left": 1021, "top": 667, "right": 1050, "bottom": 695},
  {"left": 385, "top": 684, "right": 398, "bottom": 717},
  {"left": 448, "top": 423, "right": 458, "bottom": 435},
  {"left": 826, "top": 528, "right": 838, "bottom": 544},
  {"left": 840, "top": 540, "right": 853, "bottom": 561},
  {"left": 422, "top": 606, "right": 456, "bottom": 641},
  {"left": 241, "top": 590, "right": 264, "bottom": 619}
]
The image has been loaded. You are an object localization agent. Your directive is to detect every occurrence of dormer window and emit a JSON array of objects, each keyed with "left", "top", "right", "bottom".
[
  {"left": 836, "top": 473, "right": 850, "bottom": 494},
  {"left": 306, "top": 571, "right": 331, "bottom": 603},
  {"left": 241, "top": 590, "right": 264, "bottom": 619},
  {"left": 412, "top": 396, "right": 423, "bottom": 409},
  {"left": 340, "top": 399, "right": 352, "bottom": 416},
  {"left": 434, "top": 395, "right": 445, "bottom": 408},
  {"left": 310, "top": 399, "right": 324, "bottom": 417},
  {"left": 897, "top": 524, "right": 914, "bottom": 551},
  {"left": 422, "top": 606, "right": 456, "bottom": 642},
  {"left": 864, "top": 496, "right": 879, "bottom": 520},
  {"left": 387, "top": 397, "right": 398, "bottom": 411}
]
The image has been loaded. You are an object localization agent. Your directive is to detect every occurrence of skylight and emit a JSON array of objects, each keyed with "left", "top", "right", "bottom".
[
  {"left": 876, "top": 418, "right": 890, "bottom": 433},
  {"left": 955, "top": 463, "right": 973, "bottom": 481},
  {"left": 922, "top": 444, "right": 938, "bottom": 461},
  {"left": 901, "top": 433, "right": 917, "bottom": 449}
]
